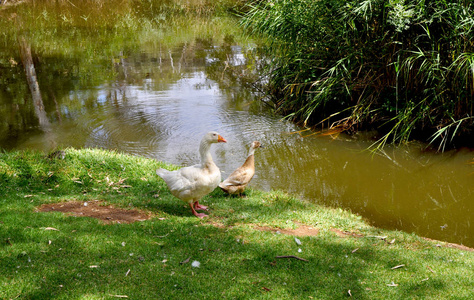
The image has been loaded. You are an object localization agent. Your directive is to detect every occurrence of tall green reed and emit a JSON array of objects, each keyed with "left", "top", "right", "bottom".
[{"left": 242, "top": 0, "right": 474, "bottom": 150}]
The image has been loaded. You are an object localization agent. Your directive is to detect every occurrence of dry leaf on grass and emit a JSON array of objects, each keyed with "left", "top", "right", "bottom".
[
  {"left": 276, "top": 255, "right": 308, "bottom": 262},
  {"left": 387, "top": 282, "right": 398, "bottom": 287},
  {"left": 43, "top": 227, "right": 59, "bottom": 231},
  {"left": 391, "top": 264, "right": 405, "bottom": 270},
  {"left": 180, "top": 257, "right": 191, "bottom": 264}
]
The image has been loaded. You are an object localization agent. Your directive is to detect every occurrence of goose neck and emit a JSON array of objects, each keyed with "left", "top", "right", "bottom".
[
  {"left": 247, "top": 147, "right": 256, "bottom": 157},
  {"left": 199, "top": 140, "right": 214, "bottom": 164}
]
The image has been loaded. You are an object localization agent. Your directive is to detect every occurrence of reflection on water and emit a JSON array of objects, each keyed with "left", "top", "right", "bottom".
[{"left": 1, "top": 27, "right": 473, "bottom": 248}]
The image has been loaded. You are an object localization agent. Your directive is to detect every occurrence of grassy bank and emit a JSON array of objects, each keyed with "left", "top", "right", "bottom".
[
  {"left": 242, "top": 0, "right": 474, "bottom": 150},
  {"left": 1, "top": 148, "right": 473, "bottom": 299}
]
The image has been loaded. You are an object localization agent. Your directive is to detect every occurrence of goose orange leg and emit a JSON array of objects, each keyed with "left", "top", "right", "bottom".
[
  {"left": 194, "top": 201, "right": 208, "bottom": 211},
  {"left": 189, "top": 202, "right": 208, "bottom": 218}
]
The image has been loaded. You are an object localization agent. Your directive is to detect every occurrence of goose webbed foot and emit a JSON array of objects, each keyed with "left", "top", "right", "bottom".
[{"left": 190, "top": 203, "right": 208, "bottom": 218}]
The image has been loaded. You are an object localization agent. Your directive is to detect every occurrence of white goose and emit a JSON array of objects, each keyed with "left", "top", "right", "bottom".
[
  {"left": 219, "top": 141, "right": 262, "bottom": 196},
  {"left": 156, "top": 131, "right": 227, "bottom": 218}
]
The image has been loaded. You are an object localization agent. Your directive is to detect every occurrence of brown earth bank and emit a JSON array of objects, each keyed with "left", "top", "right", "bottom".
[{"left": 37, "top": 200, "right": 473, "bottom": 252}]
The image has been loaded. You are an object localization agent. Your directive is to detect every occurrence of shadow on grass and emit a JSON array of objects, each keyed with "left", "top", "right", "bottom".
[{"left": 1, "top": 207, "right": 448, "bottom": 299}]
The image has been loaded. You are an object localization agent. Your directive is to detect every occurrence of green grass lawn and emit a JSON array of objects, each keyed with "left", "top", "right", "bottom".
[{"left": 1, "top": 148, "right": 473, "bottom": 299}]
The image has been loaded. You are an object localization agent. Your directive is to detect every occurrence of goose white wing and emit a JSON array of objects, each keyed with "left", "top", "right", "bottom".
[{"left": 157, "top": 164, "right": 220, "bottom": 201}]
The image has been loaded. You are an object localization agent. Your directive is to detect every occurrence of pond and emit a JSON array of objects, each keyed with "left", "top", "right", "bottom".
[{"left": 1, "top": 1, "right": 473, "bottom": 248}]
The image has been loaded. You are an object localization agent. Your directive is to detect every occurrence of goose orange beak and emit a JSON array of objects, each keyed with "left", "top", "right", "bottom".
[{"left": 218, "top": 135, "right": 227, "bottom": 143}]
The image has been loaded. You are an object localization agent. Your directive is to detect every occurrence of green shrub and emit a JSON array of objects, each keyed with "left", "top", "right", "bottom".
[{"left": 242, "top": 0, "right": 474, "bottom": 150}]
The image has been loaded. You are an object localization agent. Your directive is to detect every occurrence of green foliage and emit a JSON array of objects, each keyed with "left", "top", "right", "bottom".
[
  {"left": 0, "top": 149, "right": 473, "bottom": 299},
  {"left": 242, "top": 0, "right": 474, "bottom": 149}
]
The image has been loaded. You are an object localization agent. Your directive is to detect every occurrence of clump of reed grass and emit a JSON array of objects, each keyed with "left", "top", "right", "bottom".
[{"left": 242, "top": 0, "right": 474, "bottom": 150}]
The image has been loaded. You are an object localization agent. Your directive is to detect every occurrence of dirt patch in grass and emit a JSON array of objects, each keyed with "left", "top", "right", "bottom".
[
  {"left": 254, "top": 224, "right": 320, "bottom": 237},
  {"left": 206, "top": 220, "right": 320, "bottom": 236},
  {"left": 445, "top": 243, "right": 474, "bottom": 252},
  {"left": 37, "top": 200, "right": 152, "bottom": 224},
  {"left": 421, "top": 237, "right": 474, "bottom": 252},
  {"left": 330, "top": 228, "right": 364, "bottom": 238}
]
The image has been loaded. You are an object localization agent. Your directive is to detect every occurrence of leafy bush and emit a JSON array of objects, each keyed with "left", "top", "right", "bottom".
[{"left": 242, "top": 0, "right": 474, "bottom": 150}]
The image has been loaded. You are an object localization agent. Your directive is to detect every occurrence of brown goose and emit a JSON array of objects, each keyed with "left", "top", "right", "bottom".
[
  {"left": 156, "top": 131, "right": 227, "bottom": 218},
  {"left": 219, "top": 141, "right": 262, "bottom": 196}
]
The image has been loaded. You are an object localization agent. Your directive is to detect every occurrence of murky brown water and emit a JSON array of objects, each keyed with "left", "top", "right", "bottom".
[{"left": 1, "top": 2, "right": 473, "bottom": 247}]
